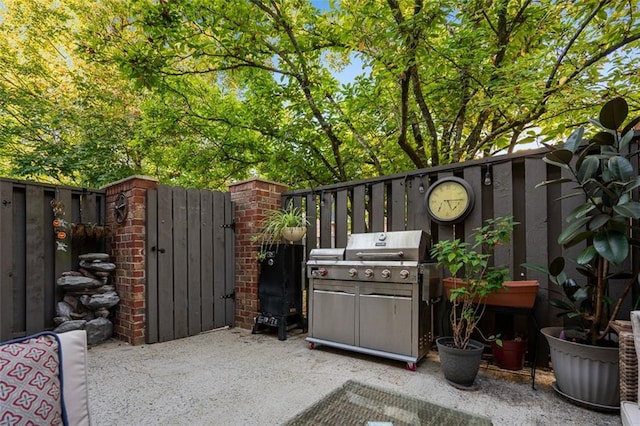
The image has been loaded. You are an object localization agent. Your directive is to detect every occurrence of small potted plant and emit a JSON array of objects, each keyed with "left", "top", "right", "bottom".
[
  {"left": 430, "top": 216, "right": 516, "bottom": 389},
  {"left": 524, "top": 96, "right": 640, "bottom": 408},
  {"left": 253, "top": 201, "right": 310, "bottom": 259}
]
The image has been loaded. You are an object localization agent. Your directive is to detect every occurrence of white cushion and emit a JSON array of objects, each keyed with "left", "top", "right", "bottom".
[
  {"left": 622, "top": 401, "right": 640, "bottom": 425},
  {"left": 57, "top": 330, "right": 91, "bottom": 426}
]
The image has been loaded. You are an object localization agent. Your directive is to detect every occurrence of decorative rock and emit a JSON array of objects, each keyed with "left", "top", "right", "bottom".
[
  {"left": 53, "top": 320, "right": 87, "bottom": 333},
  {"left": 56, "top": 301, "right": 73, "bottom": 318},
  {"left": 85, "top": 317, "right": 112, "bottom": 345},
  {"left": 79, "top": 268, "right": 97, "bottom": 279},
  {"left": 57, "top": 275, "right": 103, "bottom": 290},
  {"left": 79, "top": 253, "right": 110, "bottom": 261},
  {"left": 63, "top": 294, "right": 78, "bottom": 310},
  {"left": 79, "top": 260, "right": 116, "bottom": 273},
  {"left": 61, "top": 271, "right": 83, "bottom": 277},
  {"left": 95, "top": 308, "right": 110, "bottom": 318},
  {"left": 53, "top": 316, "right": 70, "bottom": 325},
  {"left": 93, "top": 284, "right": 116, "bottom": 294},
  {"left": 94, "top": 271, "right": 111, "bottom": 278},
  {"left": 79, "top": 291, "right": 120, "bottom": 310}
]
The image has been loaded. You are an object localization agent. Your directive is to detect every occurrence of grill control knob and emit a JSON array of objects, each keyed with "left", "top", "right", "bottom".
[
  {"left": 399, "top": 269, "right": 410, "bottom": 279},
  {"left": 348, "top": 268, "right": 358, "bottom": 277},
  {"left": 364, "top": 269, "right": 374, "bottom": 278},
  {"left": 381, "top": 269, "right": 391, "bottom": 279}
]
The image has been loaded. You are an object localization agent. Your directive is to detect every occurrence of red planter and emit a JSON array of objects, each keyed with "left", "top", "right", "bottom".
[
  {"left": 443, "top": 278, "right": 539, "bottom": 309},
  {"left": 492, "top": 339, "right": 527, "bottom": 371}
]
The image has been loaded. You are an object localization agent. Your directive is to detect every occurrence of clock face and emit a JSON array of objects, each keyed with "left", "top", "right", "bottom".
[{"left": 425, "top": 177, "right": 474, "bottom": 224}]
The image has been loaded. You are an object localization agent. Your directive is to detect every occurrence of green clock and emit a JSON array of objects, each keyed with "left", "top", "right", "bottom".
[{"left": 425, "top": 177, "right": 474, "bottom": 224}]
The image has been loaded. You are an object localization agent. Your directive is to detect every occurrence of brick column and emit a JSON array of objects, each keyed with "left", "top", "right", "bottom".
[
  {"left": 104, "top": 176, "right": 158, "bottom": 345},
  {"left": 229, "top": 178, "right": 287, "bottom": 330}
]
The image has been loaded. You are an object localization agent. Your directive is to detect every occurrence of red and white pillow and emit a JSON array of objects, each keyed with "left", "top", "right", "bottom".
[{"left": 0, "top": 332, "right": 66, "bottom": 425}]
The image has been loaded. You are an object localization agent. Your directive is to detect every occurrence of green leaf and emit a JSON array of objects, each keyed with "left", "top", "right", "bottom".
[
  {"left": 599, "top": 97, "right": 628, "bottom": 130},
  {"left": 545, "top": 149, "right": 573, "bottom": 166},
  {"left": 588, "top": 214, "right": 610, "bottom": 230},
  {"left": 535, "top": 177, "right": 572, "bottom": 188},
  {"left": 576, "top": 246, "right": 597, "bottom": 265},
  {"left": 564, "top": 231, "right": 593, "bottom": 248},
  {"left": 550, "top": 299, "right": 574, "bottom": 311},
  {"left": 549, "top": 257, "right": 565, "bottom": 276},
  {"left": 577, "top": 156, "right": 599, "bottom": 183},
  {"left": 620, "top": 129, "right": 635, "bottom": 150},
  {"left": 590, "top": 131, "right": 615, "bottom": 146},
  {"left": 593, "top": 231, "right": 629, "bottom": 264},
  {"left": 614, "top": 202, "right": 640, "bottom": 219},
  {"left": 558, "top": 216, "right": 590, "bottom": 244},
  {"left": 607, "top": 156, "right": 634, "bottom": 181},
  {"left": 566, "top": 202, "right": 595, "bottom": 220},
  {"left": 564, "top": 127, "right": 584, "bottom": 153}
]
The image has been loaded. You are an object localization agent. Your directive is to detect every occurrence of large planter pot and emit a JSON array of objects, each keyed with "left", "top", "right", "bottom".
[
  {"left": 436, "top": 337, "right": 484, "bottom": 389},
  {"left": 443, "top": 278, "right": 539, "bottom": 309},
  {"left": 492, "top": 338, "right": 527, "bottom": 371},
  {"left": 541, "top": 327, "right": 619, "bottom": 409}
]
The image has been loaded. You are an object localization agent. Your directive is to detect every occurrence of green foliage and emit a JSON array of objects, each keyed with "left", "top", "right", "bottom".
[
  {"left": 524, "top": 97, "right": 640, "bottom": 345},
  {"left": 1, "top": 1, "right": 640, "bottom": 189},
  {"left": 430, "top": 216, "right": 517, "bottom": 349},
  {"left": 252, "top": 201, "right": 310, "bottom": 248}
]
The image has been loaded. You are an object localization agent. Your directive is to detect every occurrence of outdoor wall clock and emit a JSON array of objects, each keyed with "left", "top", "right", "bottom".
[{"left": 424, "top": 176, "right": 474, "bottom": 224}]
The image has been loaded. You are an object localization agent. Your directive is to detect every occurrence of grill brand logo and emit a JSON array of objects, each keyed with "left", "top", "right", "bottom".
[{"left": 375, "top": 242, "right": 387, "bottom": 247}]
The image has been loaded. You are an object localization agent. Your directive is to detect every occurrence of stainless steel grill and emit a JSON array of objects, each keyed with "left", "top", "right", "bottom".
[{"left": 306, "top": 231, "right": 441, "bottom": 370}]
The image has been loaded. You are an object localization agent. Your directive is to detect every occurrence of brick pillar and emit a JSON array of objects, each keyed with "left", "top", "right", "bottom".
[
  {"left": 229, "top": 178, "right": 288, "bottom": 330},
  {"left": 104, "top": 176, "right": 158, "bottom": 345}
]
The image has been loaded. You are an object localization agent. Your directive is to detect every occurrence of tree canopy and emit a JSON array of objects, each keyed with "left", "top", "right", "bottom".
[{"left": 1, "top": 0, "right": 639, "bottom": 189}]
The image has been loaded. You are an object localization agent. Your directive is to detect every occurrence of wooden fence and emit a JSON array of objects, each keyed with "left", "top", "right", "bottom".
[
  {"left": 0, "top": 178, "right": 105, "bottom": 341},
  {"left": 284, "top": 147, "right": 640, "bottom": 362}
]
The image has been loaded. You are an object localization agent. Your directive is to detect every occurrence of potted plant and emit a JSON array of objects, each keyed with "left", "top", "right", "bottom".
[
  {"left": 491, "top": 333, "right": 527, "bottom": 371},
  {"left": 524, "top": 97, "right": 640, "bottom": 409},
  {"left": 253, "top": 201, "right": 310, "bottom": 259},
  {"left": 430, "top": 216, "right": 516, "bottom": 389}
]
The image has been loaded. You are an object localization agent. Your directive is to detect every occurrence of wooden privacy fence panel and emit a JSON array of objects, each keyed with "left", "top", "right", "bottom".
[
  {"left": 285, "top": 148, "right": 640, "bottom": 356},
  {"left": 0, "top": 178, "right": 105, "bottom": 341},
  {"left": 146, "top": 185, "right": 234, "bottom": 344}
]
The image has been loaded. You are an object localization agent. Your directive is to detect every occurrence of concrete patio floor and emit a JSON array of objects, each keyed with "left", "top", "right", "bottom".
[{"left": 87, "top": 327, "right": 622, "bottom": 425}]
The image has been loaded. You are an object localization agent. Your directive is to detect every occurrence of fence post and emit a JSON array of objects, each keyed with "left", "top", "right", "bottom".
[
  {"left": 104, "top": 176, "right": 158, "bottom": 345},
  {"left": 229, "top": 178, "right": 288, "bottom": 330}
]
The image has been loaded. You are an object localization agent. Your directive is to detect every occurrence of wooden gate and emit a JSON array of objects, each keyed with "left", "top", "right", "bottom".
[{"left": 146, "top": 185, "right": 234, "bottom": 343}]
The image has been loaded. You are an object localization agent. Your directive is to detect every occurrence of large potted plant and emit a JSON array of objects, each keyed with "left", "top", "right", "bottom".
[
  {"left": 431, "top": 216, "right": 516, "bottom": 389},
  {"left": 525, "top": 97, "right": 640, "bottom": 409}
]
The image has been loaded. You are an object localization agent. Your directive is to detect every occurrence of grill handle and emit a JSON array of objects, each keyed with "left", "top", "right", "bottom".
[
  {"left": 354, "top": 251, "right": 404, "bottom": 258},
  {"left": 309, "top": 255, "right": 343, "bottom": 260}
]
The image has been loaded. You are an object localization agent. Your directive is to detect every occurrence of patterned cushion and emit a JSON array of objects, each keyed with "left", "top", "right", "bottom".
[{"left": 0, "top": 332, "right": 66, "bottom": 425}]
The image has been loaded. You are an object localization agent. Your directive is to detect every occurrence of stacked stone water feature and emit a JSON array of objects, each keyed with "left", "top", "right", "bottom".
[{"left": 53, "top": 253, "right": 119, "bottom": 345}]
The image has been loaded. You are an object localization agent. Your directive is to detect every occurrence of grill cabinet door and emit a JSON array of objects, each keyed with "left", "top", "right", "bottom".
[
  {"left": 311, "top": 282, "right": 356, "bottom": 346},
  {"left": 359, "top": 284, "right": 412, "bottom": 355}
]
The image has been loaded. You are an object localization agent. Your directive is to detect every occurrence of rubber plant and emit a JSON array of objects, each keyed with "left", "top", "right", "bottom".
[
  {"left": 524, "top": 97, "right": 640, "bottom": 346},
  {"left": 430, "top": 216, "right": 516, "bottom": 349}
]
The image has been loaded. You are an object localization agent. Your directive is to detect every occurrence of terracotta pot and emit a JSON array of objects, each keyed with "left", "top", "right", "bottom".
[
  {"left": 492, "top": 339, "right": 527, "bottom": 371},
  {"left": 443, "top": 278, "right": 539, "bottom": 309}
]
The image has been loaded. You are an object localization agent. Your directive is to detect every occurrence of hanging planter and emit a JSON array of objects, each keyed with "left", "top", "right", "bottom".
[{"left": 281, "top": 226, "right": 306, "bottom": 243}]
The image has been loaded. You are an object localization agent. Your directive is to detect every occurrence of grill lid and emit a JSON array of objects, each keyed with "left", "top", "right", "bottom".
[{"left": 345, "top": 231, "right": 429, "bottom": 262}]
